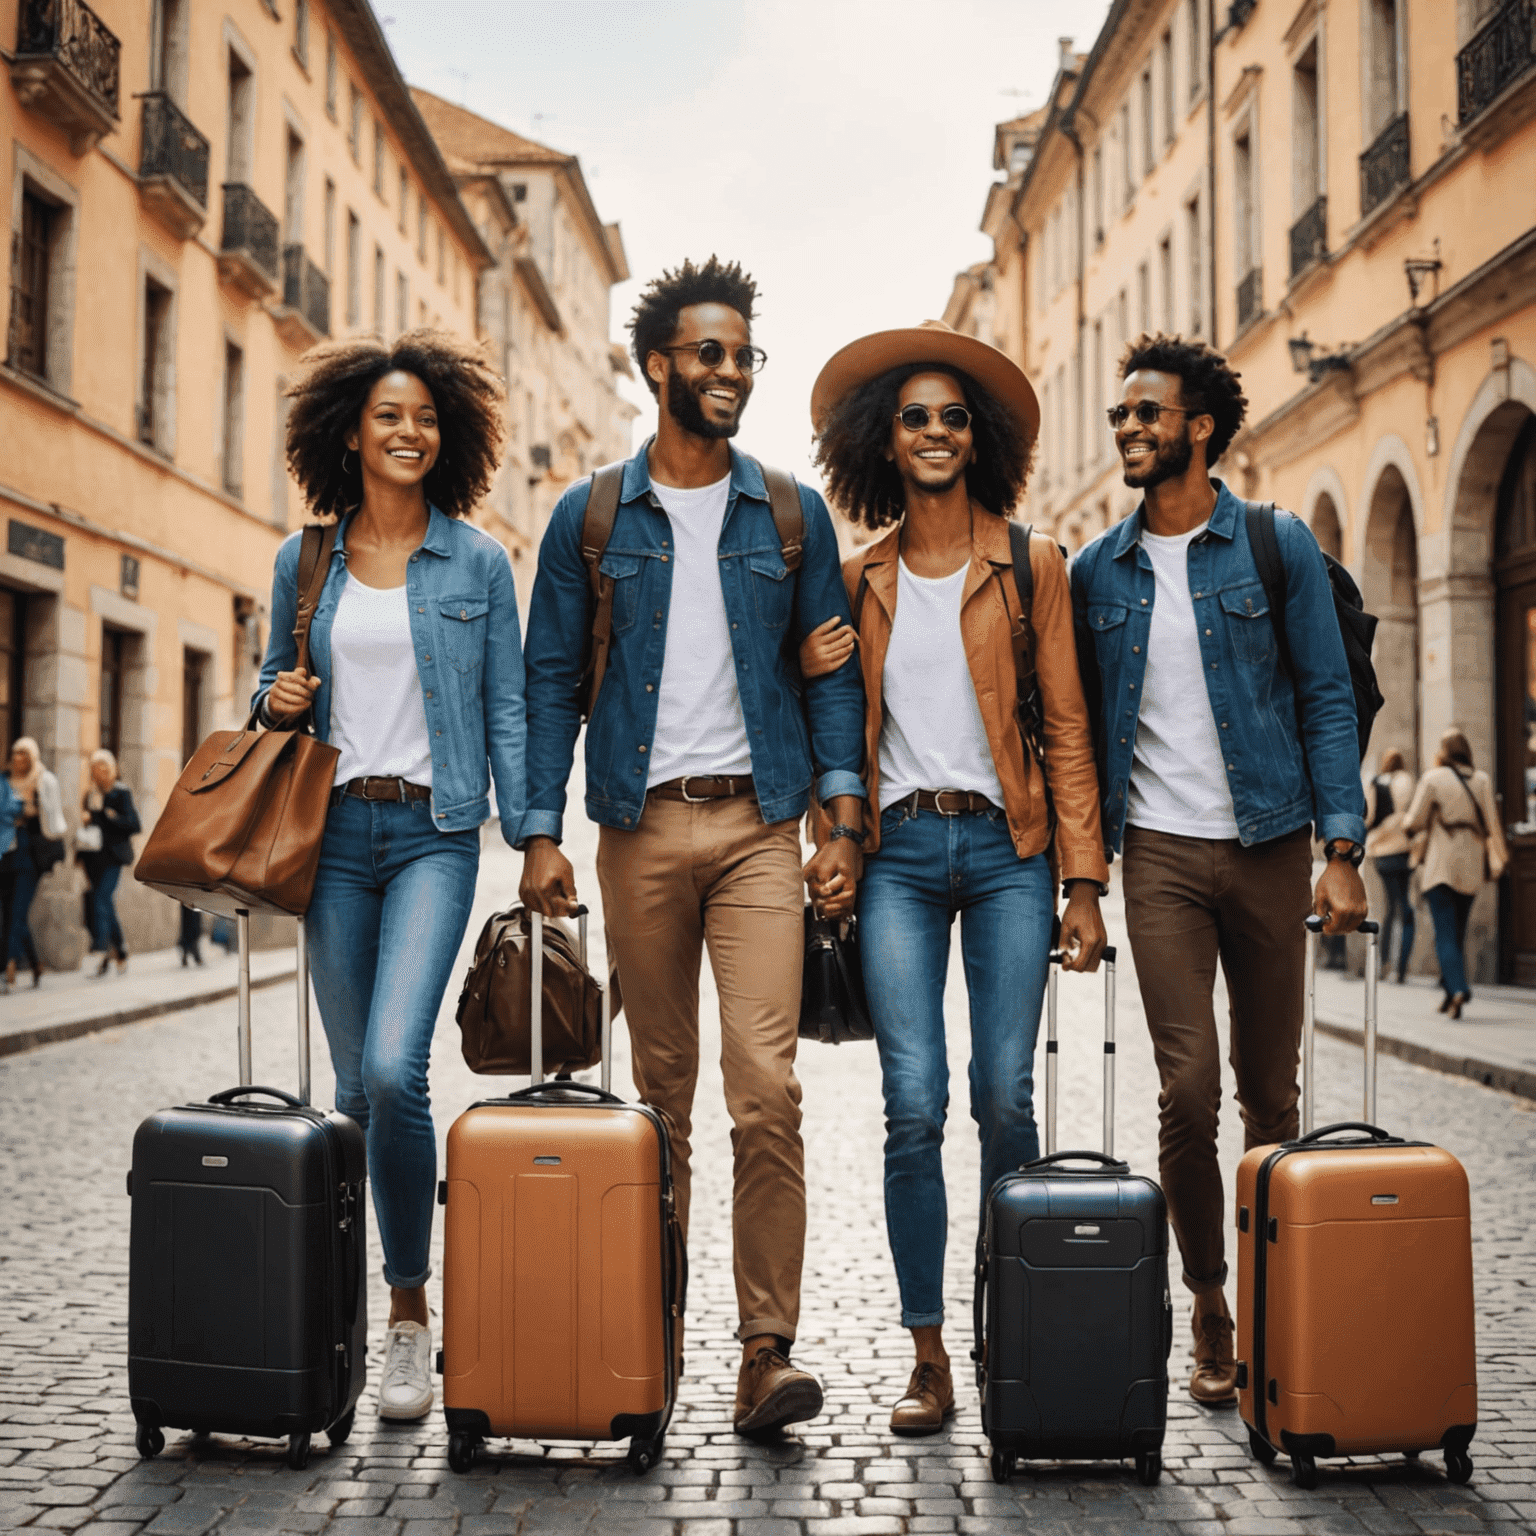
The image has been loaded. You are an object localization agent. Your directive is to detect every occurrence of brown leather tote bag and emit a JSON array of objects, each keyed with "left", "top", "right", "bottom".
[
  {"left": 456, "top": 904, "right": 622, "bottom": 1075},
  {"left": 135, "top": 525, "right": 341, "bottom": 917}
]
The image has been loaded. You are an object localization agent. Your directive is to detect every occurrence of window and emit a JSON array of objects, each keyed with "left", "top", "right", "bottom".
[
  {"left": 1293, "top": 39, "right": 1324, "bottom": 224},
  {"left": 9, "top": 191, "right": 55, "bottom": 379},
  {"left": 372, "top": 120, "right": 385, "bottom": 199},
  {"left": 284, "top": 129, "right": 305, "bottom": 242},
  {"left": 373, "top": 244, "right": 385, "bottom": 333},
  {"left": 151, "top": 0, "right": 189, "bottom": 102},
  {"left": 100, "top": 627, "right": 127, "bottom": 755},
  {"left": 1186, "top": 195, "right": 1203, "bottom": 333},
  {"left": 349, "top": 83, "right": 363, "bottom": 164},
  {"left": 0, "top": 587, "right": 25, "bottom": 761},
  {"left": 418, "top": 298, "right": 428, "bottom": 327},
  {"left": 1160, "top": 29, "right": 1175, "bottom": 145},
  {"left": 396, "top": 271, "right": 408, "bottom": 335},
  {"left": 1365, "top": 0, "right": 1402, "bottom": 139},
  {"left": 346, "top": 212, "right": 360, "bottom": 326},
  {"left": 1159, "top": 233, "right": 1174, "bottom": 331},
  {"left": 1092, "top": 146, "right": 1105, "bottom": 244},
  {"left": 226, "top": 49, "right": 254, "bottom": 183},
  {"left": 417, "top": 193, "right": 427, "bottom": 261},
  {"left": 181, "top": 649, "right": 206, "bottom": 765},
  {"left": 1054, "top": 364, "right": 1067, "bottom": 485},
  {"left": 398, "top": 167, "right": 409, "bottom": 233},
  {"left": 325, "top": 31, "right": 337, "bottom": 119},
  {"left": 293, "top": 0, "right": 309, "bottom": 68},
  {"left": 222, "top": 340, "right": 244, "bottom": 496},
  {"left": 1140, "top": 66, "right": 1155, "bottom": 175},
  {"left": 1234, "top": 127, "right": 1258, "bottom": 277},
  {"left": 1118, "top": 102, "right": 1133, "bottom": 205},
  {"left": 139, "top": 276, "right": 173, "bottom": 450},
  {"left": 323, "top": 177, "right": 335, "bottom": 273},
  {"left": 1116, "top": 287, "right": 1129, "bottom": 347},
  {"left": 1137, "top": 260, "right": 1151, "bottom": 334},
  {"left": 1187, "top": 0, "right": 1203, "bottom": 99},
  {"left": 436, "top": 223, "right": 445, "bottom": 286},
  {"left": 1092, "top": 320, "right": 1104, "bottom": 459}
]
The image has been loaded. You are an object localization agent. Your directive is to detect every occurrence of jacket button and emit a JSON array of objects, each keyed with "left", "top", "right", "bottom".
[
  {"left": 461, "top": 609, "right": 468, "bottom": 620},
  {"left": 425, "top": 691, "right": 432, "bottom": 699},
  {"left": 624, "top": 816, "right": 632, "bottom": 825},
  {"left": 646, "top": 683, "right": 654, "bottom": 692},
  {"left": 660, "top": 555, "right": 669, "bottom": 563},
  {"left": 1132, "top": 646, "right": 1140, "bottom": 654},
  {"left": 1222, "top": 722, "right": 1229, "bottom": 729},
  {"left": 436, "top": 730, "right": 442, "bottom": 737},
  {"left": 424, "top": 654, "right": 431, "bottom": 662},
  {"left": 1128, "top": 684, "right": 1135, "bottom": 691},
  {"left": 437, "top": 811, "right": 445, "bottom": 818},
  {"left": 1210, "top": 663, "right": 1217, "bottom": 669},
  {"left": 638, "top": 744, "right": 647, "bottom": 753},
  {"left": 417, "top": 606, "right": 424, "bottom": 613},
  {"left": 1141, "top": 598, "right": 1148, "bottom": 605},
  {"left": 1120, "top": 737, "right": 1127, "bottom": 744},
  {"left": 1205, "top": 629, "right": 1212, "bottom": 636}
]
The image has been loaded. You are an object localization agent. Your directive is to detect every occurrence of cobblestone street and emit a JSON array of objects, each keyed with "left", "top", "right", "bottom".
[{"left": 3, "top": 806, "right": 1534, "bottom": 1535}]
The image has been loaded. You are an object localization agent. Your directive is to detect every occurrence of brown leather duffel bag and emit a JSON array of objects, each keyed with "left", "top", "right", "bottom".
[
  {"left": 456, "top": 904, "right": 622, "bottom": 1075},
  {"left": 135, "top": 525, "right": 340, "bottom": 917}
]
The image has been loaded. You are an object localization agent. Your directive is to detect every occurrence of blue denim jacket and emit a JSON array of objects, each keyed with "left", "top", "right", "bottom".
[
  {"left": 520, "top": 441, "right": 867, "bottom": 840},
  {"left": 1069, "top": 480, "right": 1366, "bottom": 856},
  {"left": 253, "top": 506, "right": 527, "bottom": 844}
]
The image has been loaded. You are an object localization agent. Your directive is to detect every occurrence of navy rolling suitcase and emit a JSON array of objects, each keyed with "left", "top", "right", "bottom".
[
  {"left": 974, "top": 942, "right": 1173, "bottom": 1486},
  {"left": 127, "top": 913, "right": 366, "bottom": 1470}
]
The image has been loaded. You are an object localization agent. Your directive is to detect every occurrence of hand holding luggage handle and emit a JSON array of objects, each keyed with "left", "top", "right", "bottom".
[
  {"left": 529, "top": 906, "right": 612, "bottom": 1095},
  {"left": 1043, "top": 941, "right": 1118, "bottom": 1157},
  {"left": 1301, "top": 914, "right": 1379, "bottom": 1134}
]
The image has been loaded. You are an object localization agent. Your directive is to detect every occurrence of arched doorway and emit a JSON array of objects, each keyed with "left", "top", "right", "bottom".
[
  {"left": 1311, "top": 493, "right": 1343, "bottom": 561},
  {"left": 1361, "top": 468, "right": 1420, "bottom": 772},
  {"left": 1495, "top": 413, "right": 1536, "bottom": 982}
]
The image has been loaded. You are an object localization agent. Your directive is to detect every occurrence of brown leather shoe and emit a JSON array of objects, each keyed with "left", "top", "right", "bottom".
[
  {"left": 733, "top": 1345, "right": 823, "bottom": 1438},
  {"left": 1190, "top": 1290, "right": 1237, "bottom": 1406},
  {"left": 889, "top": 1360, "right": 955, "bottom": 1436}
]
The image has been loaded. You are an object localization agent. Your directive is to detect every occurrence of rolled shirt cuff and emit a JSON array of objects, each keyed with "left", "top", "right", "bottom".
[
  {"left": 514, "top": 809, "right": 564, "bottom": 849},
  {"left": 1317, "top": 814, "right": 1367, "bottom": 849},
  {"left": 815, "top": 770, "right": 868, "bottom": 806}
]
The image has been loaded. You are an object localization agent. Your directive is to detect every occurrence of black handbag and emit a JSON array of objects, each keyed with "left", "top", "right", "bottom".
[{"left": 799, "top": 906, "right": 874, "bottom": 1045}]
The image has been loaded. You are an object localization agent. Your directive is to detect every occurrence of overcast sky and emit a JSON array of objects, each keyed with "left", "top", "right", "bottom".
[{"left": 383, "top": 0, "right": 1114, "bottom": 488}]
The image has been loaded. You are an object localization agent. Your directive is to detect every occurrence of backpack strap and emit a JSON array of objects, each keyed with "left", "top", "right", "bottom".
[
  {"left": 1004, "top": 520, "right": 1036, "bottom": 695},
  {"left": 579, "top": 462, "right": 626, "bottom": 721},
  {"left": 1244, "top": 500, "right": 1295, "bottom": 681},
  {"left": 755, "top": 460, "right": 804, "bottom": 573},
  {"left": 852, "top": 568, "right": 870, "bottom": 632},
  {"left": 292, "top": 522, "right": 338, "bottom": 676}
]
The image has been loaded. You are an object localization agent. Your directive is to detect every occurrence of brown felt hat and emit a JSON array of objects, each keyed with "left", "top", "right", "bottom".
[{"left": 810, "top": 319, "right": 1040, "bottom": 447}]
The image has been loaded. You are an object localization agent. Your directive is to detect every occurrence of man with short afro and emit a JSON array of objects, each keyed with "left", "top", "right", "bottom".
[
  {"left": 519, "top": 256, "right": 867, "bottom": 1439},
  {"left": 1070, "top": 332, "right": 1367, "bottom": 1408}
]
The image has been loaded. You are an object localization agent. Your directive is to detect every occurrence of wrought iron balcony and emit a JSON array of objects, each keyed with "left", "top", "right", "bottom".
[
  {"left": 1457, "top": 0, "right": 1536, "bottom": 125},
  {"left": 1288, "top": 196, "right": 1328, "bottom": 280},
  {"left": 1236, "top": 267, "right": 1263, "bottom": 331},
  {"left": 1359, "top": 113, "right": 1411, "bottom": 218},
  {"left": 273, "top": 245, "right": 331, "bottom": 350},
  {"left": 11, "top": 0, "right": 121, "bottom": 155},
  {"left": 218, "top": 183, "right": 280, "bottom": 300},
  {"left": 138, "top": 92, "right": 209, "bottom": 239}
]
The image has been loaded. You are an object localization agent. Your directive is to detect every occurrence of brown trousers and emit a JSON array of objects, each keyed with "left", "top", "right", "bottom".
[
  {"left": 596, "top": 793, "right": 806, "bottom": 1342},
  {"left": 1122, "top": 823, "right": 1313, "bottom": 1293}
]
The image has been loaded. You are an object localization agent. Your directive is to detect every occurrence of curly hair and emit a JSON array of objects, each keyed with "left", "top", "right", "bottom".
[
  {"left": 1119, "top": 332, "right": 1249, "bottom": 464},
  {"left": 630, "top": 256, "right": 757, "bottom": 399},
  {"left": 812, "top": 363, "right": 1033, "bottom": 531},
  {"left": 284, "top": 330, "right": 505, "bottom": 520}
]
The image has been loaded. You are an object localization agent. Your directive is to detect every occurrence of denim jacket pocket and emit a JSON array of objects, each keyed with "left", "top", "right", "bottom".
[
  {"left": 1087, "top": 603, "right": 1130, "bottom": 663},
  {"left": 598, "top": 553, "right": 644, "bottom": 633},
  {"left": 439, "top": 596, "right": 490, "bottom": 673},
  {"left": 748, "top": 552, "right": 794, "bottom": 630},
  {"left": 1219, "top": 583, "right": 1275, "bottom": 664}
]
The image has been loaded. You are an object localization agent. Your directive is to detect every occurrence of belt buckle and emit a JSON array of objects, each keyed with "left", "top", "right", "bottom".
[
  {"left": 933, "top": 789, "right": 964, "bottom": 816},
  {"left": 357, "top": 778, "right": 382, "bottom": 802},
  {"left": 678, "top": 776, "right": 712, "bottom": 804}
]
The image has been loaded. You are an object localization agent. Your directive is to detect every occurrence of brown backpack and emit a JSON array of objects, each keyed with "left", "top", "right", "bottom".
[
  {"left": 454, "top": 905, "right": 622, "bottom": 1075},
  {"left": 578, "top": 456, "right": 804, "bottom": 720}
]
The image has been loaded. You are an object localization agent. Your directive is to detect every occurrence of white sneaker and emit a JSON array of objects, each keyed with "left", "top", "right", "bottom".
[{"left": 378, "top": 1320, "right": 434, "bottom": 1420}]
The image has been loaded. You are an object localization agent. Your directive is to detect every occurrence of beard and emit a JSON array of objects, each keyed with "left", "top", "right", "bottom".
[
  {"left": 667, "top": 368, "right": 743, "bottom": 440},
  {"left": 1123, "top": 424, "right": 1194, "bottom": 489}
]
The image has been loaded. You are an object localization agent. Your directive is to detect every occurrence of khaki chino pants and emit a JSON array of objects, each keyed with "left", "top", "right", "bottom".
[
  {"left": 596, "top": 793, "right": 806, "bottom": 1342},
  {"left": 1122, "top": 823, "right": 1313, "bottom": 1293}
]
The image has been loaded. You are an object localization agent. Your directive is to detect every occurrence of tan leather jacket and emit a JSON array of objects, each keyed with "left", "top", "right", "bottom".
[{"left": 843, "top": 509, "right": 1108, "bottom": 889}]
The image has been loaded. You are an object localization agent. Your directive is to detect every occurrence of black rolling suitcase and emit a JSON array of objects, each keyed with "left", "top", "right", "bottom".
[
  {"left": 975, "top": 942, "right": 1173, "bottom": 1486},
  {"left": 127, "top": 913, "right": 366, "bottom": 1470}
]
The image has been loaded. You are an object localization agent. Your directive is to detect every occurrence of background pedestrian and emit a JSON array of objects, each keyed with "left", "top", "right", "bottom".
[
  {"left": 1365, "top": 746, "right": 1418, "bottom": 982},
  {"left": 3, "top": 738, "right": 67, "bottom": 991},
  {"left": 1403, "top": 728, "right": 1509, "bottom": 1019},
  {"left": 78, "top": 748, "right": 140, "bottom": 978}
]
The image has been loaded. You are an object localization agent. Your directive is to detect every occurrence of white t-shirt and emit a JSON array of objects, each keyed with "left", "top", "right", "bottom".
[
  {"left": 646, "top": 473, "right": 753, "bottom": 786},
  {"left": 1125, "top": 523, "right": 1240, "bottom": 838},
  {"left": 329, "top": 573, "right": 434, "bottom": 787},
  {"left": 878, "top": 558, "right": 1005, "bottom": 813}
]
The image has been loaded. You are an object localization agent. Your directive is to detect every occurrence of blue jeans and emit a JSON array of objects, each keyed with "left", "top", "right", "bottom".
[
  {"left": 89, "top": 863, "right": 125, "bottom": 954},
  {"left": 857, "top": 801, "right": 1054, "bottom": 1327},
  {"left": 304, "top": 795, "right": 479, "bottom": 1289},
  {"left": 1424, "top": 883, "right": 1475, "bottom": 1001},
  {"left": 5, "top": 827, "right": 40, "bottom": 969},
  {"left": 1373, "top": 855, "right": 1414, "bottom": 980}
]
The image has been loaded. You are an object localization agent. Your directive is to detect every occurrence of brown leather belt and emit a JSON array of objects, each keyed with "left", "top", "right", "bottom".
[
  {"left": 910, "top": 789, "right": 995, "bottom": 816},
  {"left": 648, "top": 775, "right": 756, "bottom": 804},
  {"left": 330, "top": 776, "right": 432, "bottom": 807}
]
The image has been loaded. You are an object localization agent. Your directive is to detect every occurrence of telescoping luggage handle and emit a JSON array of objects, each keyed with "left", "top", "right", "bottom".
[
  {"left": 230, "top": 907, "right": 314, "bottom": 1106},
  {"left": 1301, "top": 914, "right": 1379, "bottom": 1134},
  {"left": 1042, "top": 939, "right": 1118, "bottom": 1158},
  {"left": 529, "top": 906, "right": 614, "bottom": 1096}
]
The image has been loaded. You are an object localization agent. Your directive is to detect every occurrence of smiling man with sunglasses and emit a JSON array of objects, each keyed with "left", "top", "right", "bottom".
[
  {"left": 519, "top": 256, "right": 866, "bottom": 1439},
  {"left": 1070, "top": 334, "right": 1367, "bottom": 1408}
]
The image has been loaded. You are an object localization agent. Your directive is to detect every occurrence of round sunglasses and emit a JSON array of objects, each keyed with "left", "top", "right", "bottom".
[
  {"left": 659, "top": 340, "right": 767, "bottom": 373},
  {"left": 895, "top": 403, "right": 973, "bottom": 433},
  {"left": 1106, "top": 401, "right": 1199, "bottom": 429}
]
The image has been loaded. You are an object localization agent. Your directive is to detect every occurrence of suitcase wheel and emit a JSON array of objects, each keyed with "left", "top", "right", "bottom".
[
  {"left": 286, "top": 1432, "right": 311, "bottom": 1472},
  {"left": 134, "top": 1424, "right": 164, "bottom": 1460},
  {"left": 989, "top": 1448, "right": 1016, "bottom": 1484},
  {"left": 448, "top": 1431, "right": 478, "bottom": 1474},
  {"left": 1135, "top": 1451, "right": 1161, "bottom": 1486},
  {"left": 1445, "top": 1450, "right": 1474, "bottom": 1485},
  {"left": 627, "top": 1433, "right": 664, "bottom": 1474},
  {"left": 326, "top": 1409, "right": 355, "bottom": 1448},
  {"left": 1248, "top": 1428, "right": 1278, "bottom": 1466},
  {"left": 1290, "top": 1453, "right": 1318, "bottom": 1490}
]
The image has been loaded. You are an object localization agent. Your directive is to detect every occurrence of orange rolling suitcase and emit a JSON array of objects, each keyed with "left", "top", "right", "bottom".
[
  {"left": 1236, "top": 916, "right": 1477, "bottom": 1489},
  {"left": 439, "top": 908, "right": 684, "bottom": 1474}
]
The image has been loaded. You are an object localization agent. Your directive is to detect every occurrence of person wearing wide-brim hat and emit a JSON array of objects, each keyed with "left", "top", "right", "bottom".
[{"left": 802, "top": 321, "right": 1109, "bottom": 1434}]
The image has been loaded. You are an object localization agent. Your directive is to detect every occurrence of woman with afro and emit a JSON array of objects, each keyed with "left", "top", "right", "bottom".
[{"left": 255, "top": 330, "right": 523, "bottom": 1422}]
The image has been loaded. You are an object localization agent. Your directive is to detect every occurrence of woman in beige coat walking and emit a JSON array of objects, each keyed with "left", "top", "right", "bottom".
[{"left": 1403, "top": 728, "right": 1510, "bottom": 1018}]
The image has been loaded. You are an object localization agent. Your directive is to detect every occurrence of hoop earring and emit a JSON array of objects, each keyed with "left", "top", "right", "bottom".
[{"left": 341, "top": 449, "right": 353, "bottom": 474}]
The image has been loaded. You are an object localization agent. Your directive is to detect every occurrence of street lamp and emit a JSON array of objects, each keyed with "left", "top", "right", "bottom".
[
  {"left": 1288, "top": 331, "right": 1352, "bottom": 385},
  {"left": 1404, "top": 252, "right": 1443, "bottom": 306}
]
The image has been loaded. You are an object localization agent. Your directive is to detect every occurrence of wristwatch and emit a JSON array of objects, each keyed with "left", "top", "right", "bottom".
[
  {"left": 1324, "top": 838, "right": 1365, "bottom": 869},
  {"left": 827, "top": 822, "right": 867, "bottom": 846}
]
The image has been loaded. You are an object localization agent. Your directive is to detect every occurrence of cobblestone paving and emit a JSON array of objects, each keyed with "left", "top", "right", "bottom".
[{"left": 3, "top": 819, "right": 1534, "bottom": 1534}]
